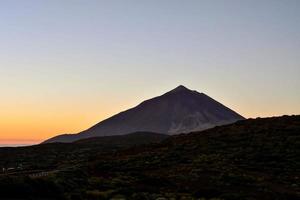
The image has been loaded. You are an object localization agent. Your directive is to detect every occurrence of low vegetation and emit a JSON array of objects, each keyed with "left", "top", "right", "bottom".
[{"left": 0, "top": 116, "right": 299, "bottom": 200}]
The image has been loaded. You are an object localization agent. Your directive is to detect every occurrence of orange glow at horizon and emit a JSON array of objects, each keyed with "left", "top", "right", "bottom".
[
  {"left": 1, "top": 93, "right": 299, "bottom": 144},
  {"left": 0, "top": 114, "right": 100, "bottom": 144},
  {"left": 1, "top": 0, "right": 300, "bottom": 145},
  {"left": 0, "top": 95, "right": 141, "bottom": 144}
]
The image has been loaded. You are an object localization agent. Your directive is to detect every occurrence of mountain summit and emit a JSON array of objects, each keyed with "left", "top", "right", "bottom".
[
  {"left": 169, "top": 85, "right": 190, "bottom": 92},
  {"left": 44, "top": 86, "right": 245, "bottom": 143}
]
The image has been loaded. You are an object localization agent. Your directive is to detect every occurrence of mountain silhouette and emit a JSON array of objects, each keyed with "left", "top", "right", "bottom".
[{"left": 44, "top": 85, "right": 245, "bottom": 143}]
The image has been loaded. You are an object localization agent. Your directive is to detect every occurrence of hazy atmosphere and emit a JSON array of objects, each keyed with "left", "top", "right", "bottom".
[{"left": 1, "top": 0, "right": 299, "bottom": 144}]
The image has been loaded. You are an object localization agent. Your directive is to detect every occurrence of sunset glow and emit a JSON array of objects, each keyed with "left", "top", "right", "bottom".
[{"left": 0, "top": 0, "right": 299, "bottom": 144}]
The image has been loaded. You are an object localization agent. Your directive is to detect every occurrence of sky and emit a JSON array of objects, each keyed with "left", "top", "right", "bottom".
[{"left": 0, "top": 0, "right": 299, "bottom": 145}]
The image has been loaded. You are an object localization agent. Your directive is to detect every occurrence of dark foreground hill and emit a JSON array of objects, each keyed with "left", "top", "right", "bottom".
[
  {"left": 45, "top": 85, "right": 244, "bottom": 143},
  {"left": 0, "top": 115, "right": 299, "bottom": 200},
  {"left": 0, "top": 132, "right": 168, "bottom": 172}
]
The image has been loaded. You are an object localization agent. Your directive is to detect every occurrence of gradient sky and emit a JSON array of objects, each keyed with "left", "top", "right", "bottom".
[{"left": 0, "top": 0, "right": 299, "bottom": 144}]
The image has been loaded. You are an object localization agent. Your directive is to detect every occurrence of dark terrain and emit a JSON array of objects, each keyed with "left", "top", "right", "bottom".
[
  {"left": 0, "top": 115, "right": 299, "bottom": 200},
  {"left": 45, "top": 86, "right": 244, "bottom": 143}
]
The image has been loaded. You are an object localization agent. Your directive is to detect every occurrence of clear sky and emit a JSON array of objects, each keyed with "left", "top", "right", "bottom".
[{"left": 0, "top": 0, "right": 299, "bottom": 144}]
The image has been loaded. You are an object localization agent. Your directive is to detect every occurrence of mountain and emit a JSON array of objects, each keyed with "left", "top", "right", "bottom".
[{"left": 44, "top": 85, "right": 244, "bottom": 143}]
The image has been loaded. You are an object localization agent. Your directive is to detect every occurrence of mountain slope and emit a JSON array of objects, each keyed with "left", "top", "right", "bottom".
[
  {"left": 1, "top": 115, "right": 299, "bottom": 199},
  {"left": 0, "top": 132, "right": 168, "bottom": 173},
  {"left": 44, "top": 85, "right": 244, "bottom": 143},
  {"left": 86, "top": 115, "right": 300, "bottom": 199}
]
